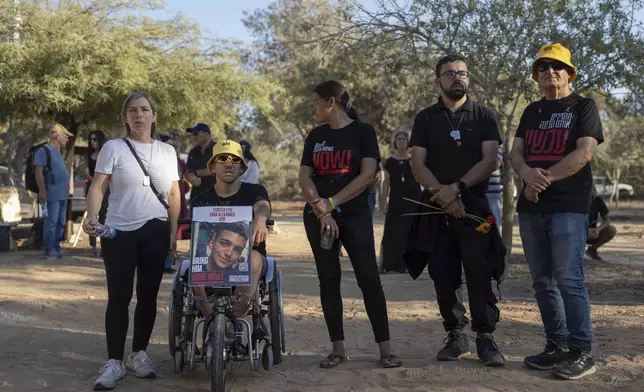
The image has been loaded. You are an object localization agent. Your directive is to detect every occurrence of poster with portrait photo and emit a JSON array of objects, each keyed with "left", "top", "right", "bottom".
[{"left": 188, "top": 206, "right": 253, "bottom": 287}]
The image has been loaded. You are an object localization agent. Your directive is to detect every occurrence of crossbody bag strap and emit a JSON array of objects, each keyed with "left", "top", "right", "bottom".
[{"left": 123, "top": 138, "right": 170, "bottom": 209}]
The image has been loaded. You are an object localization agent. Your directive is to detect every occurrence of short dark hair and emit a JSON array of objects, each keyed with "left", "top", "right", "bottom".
[
  {"left": 212, "top": 221, "right": 249, "bottom": 242},
  {"left": 435, "top": 54, "right": 467, "bottom": 78}
]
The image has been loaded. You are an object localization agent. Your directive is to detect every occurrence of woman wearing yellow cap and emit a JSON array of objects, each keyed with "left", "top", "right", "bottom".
[{"left": 510, "top": 43, "right": 604, "bottom": 380}]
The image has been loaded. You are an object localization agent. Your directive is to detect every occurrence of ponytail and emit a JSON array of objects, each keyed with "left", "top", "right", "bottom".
[{"left": 340, "top": 91, "right": 359, "bottom": 120}]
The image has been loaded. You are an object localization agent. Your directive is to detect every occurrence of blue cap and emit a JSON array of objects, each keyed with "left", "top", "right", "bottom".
[{"left": 186, "top": 123, "right": 211, "bottom": 134}]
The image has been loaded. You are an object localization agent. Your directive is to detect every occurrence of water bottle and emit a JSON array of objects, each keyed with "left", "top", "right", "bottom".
[
  {"left": 320, "top": 226, "right": 334, "bottom": 250},
  {"left": 93, "top": 223, "right": 116, "bottom": 239},
  {"left": 41, "top": 204, "right": 48, "bottom": 218}
]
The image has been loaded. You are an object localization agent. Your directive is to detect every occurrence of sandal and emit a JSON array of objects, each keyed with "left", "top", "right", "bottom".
[
  {"left": 381, "top": 354, "right": 403, "bottom": 368},
  {"left": 320, "top": 354, "right": 348, "bottom": 369}
]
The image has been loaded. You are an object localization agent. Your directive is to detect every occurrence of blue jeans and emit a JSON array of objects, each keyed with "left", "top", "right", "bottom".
[
  {"left": 486, "top": 194, "right": 501, "bottom": 233},
  {"left": 44, "top": 200, "right": 67, "bottom": 255},
  {"left": 518, "top": 213, "right": 592, "bottom": 352},
  {"left": 368, "top": 193, "right": 376, "bottom": 217}
]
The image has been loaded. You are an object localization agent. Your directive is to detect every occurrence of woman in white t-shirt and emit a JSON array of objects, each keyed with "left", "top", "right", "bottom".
[
  {"left": 84, "top": 92, "right": 181, "bottom": 390},
  {"left": 239, "top": 140, "right": 260, "bottom": 184}
]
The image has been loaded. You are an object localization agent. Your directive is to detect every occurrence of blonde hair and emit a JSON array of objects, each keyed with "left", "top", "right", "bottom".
[
  {"left": 122, "top": 92, "right": 158, "bottom": 138},
  {"left": 391, "top": 130, "right": 410, "bottom": 150}
]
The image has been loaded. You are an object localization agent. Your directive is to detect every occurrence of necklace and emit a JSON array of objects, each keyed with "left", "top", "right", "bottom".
[{"left": 443, "top": 111, "right": 465, "bottom": 147}]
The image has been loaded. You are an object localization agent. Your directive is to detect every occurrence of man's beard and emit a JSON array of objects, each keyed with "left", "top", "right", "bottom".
[{"left": 443, "top": 82, "right": 466, "bottom": 101}]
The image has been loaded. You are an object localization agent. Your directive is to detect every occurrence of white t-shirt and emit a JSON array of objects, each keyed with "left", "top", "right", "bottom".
[
  {"left": 95, "top": 138, "right": 180, "bottom": 231},
  {"left": 241, "top": 160, "right": 260, "bottom": 184}
]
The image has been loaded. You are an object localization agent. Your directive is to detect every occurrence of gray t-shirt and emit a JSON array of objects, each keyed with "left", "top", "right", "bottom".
[
  {"left": 33, "top": 144, "right": 70, "bottom": 201},
  {"left": 95, "top": 138, "right": 180, "bottom": 231}
]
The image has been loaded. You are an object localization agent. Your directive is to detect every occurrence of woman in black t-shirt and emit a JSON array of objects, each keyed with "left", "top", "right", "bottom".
[
  {"left": 299, "top": 80, "right": 402, "bottom": 369},
  {"left": 84, "top": 130, "right": 108, "bottom": 255}
]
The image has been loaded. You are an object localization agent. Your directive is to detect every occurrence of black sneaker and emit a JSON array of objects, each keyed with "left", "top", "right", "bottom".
[
  {"left": 436, "top": 330, "right": 470, "bottom": 361},
  {"left": 585, "top": 248, "right": 603, "bottom": 261},
  {"left": 476, "top": 333, "right": 505, "bottom": 367},
  {"left": 524, "top": 341, "right": 568, "bottom": 370},
  {"left": 553, "top": 349, "right": 597, "bottom": 380}
]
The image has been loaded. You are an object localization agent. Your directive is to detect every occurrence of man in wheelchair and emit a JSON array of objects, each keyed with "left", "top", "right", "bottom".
[{"left": 189, "top": 140, "right": 271, "bottom": 321}]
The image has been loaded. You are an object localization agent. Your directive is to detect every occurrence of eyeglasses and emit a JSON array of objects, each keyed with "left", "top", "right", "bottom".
[
  {"left": 439, "top": 70, "right": 469, "bottom": 80},
  {"left": 214, "top": 154, "right": 242, "bottom": 164},
  {"left": 536, "top": 61, "right": 569, "bottom": 73}
]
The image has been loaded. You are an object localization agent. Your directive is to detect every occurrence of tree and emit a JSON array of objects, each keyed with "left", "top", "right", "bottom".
[
  {"left": 242, "top": 0, "right": 432, "bottom": 150},
  {"left": 0, "top": 0, "right": 276, "bottom": 235},
  {"left": 317, "top": 0, "right": 644, "bottom": 251}
]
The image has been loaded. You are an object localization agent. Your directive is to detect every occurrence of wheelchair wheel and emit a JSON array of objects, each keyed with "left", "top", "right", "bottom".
[
  {"left": 211, "top": 313, "right": 228, "bottom": 392},
  {"left": 268, "top": 263, "right": 284, "bottom": 365},
  {"left": 168, "top": 272, "right": 184, "bottom": 357}
]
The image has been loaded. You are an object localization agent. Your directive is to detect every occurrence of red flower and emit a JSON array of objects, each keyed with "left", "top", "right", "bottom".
[{"left": 486, "top": 216, "right": 496, "bottom": 224}]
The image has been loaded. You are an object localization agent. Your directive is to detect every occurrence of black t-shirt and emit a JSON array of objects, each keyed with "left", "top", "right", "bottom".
[
  {"left": 515, "top": 93, "right": 604, "bottom": 213},
  {"left": 410, "top": 96, "right": 502, "bottom": 195},
  {"left": 300, "top": 120, "right": 381, "bottom": 215},
  {"left": 187, "top": 140, "right": 217, "bottom": 201},
  {"left": 588, "top": 196, "right": 609, "bottom": 228},
  {"left": 190, "top": 182, "right": 270, "bottom": 256}
]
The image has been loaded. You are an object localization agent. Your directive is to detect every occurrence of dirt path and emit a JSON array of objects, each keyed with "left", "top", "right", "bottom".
[{"left": 0, "top": 203, "right": 643, "bottom": 391}]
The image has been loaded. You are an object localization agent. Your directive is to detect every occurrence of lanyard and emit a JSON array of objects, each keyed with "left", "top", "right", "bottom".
[{"left": 443, "top": 111, "right": 465, "bottom": 146}]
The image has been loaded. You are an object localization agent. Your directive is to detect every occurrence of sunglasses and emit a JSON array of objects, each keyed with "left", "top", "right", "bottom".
[
  {"left": 536, "top": 61, "right": 570, "bottom": 73},
  {"left": 214, "top": 154, "right": 242, "bottom": 164}
]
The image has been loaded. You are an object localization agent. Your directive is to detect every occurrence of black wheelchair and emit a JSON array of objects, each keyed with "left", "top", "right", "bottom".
[{"left": 168, "top": 218, "right": 285, "bottom": 392}]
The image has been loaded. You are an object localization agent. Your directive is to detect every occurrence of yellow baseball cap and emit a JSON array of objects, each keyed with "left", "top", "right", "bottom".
[
  {"left": 207, "top": 140, "right": 247, "bottom": 169},
  {"left": 531, "top": 43, "right": 577, "bottom": 83}
]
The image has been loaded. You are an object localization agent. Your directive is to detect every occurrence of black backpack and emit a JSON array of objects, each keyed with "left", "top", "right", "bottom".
[{"left": 25, "top": 143, "right": 51, "bottom": 193}]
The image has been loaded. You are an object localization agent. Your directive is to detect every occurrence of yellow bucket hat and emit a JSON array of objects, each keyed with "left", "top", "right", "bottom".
[
  {"left": 531, "top": 43, "right": 577, "bottom": 82},
  {"left": 207, "top": 140, "right": 247, "bottom": 170}
]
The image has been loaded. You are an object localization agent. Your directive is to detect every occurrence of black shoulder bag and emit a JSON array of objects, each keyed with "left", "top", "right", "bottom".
[{"left": 123, "top": 138, "right": 170, "bottom": 209}]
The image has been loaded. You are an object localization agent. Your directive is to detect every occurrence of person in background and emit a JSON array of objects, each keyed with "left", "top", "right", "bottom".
[
  {"left": 510, "top": 43, "right": 603, "bottom": 379},
  {"left": 239, "top": 140, "right": 260, "bottom": 184},
  {"left": 367, "top": 163, "right": 382, "bottom": 216},
  {"left": 185, "top": 123, "right": 216, "bottom": 202},
  {"left": 586, "top": 186, "right": 617, "bottom": 261},
  {"left": 34, "top": 123, "right": 73, "bottom": 260},
  {"left": 299, "top": 80, "right": 402, "bottom": 369},
  {"left": 85, "top": 130, "right": 109, "bottom": 256},
  {"left": 84, "top": 92, "right": 181, "bottom": 390},
  {"left": 486, "top": 144, "right": 504, "bottom": 233},
  {"left": 379, "top": 130, "right": 420, "bottom": 273},
  {"left": 160, "top": 134, "right": 189, "bottom": 273}
]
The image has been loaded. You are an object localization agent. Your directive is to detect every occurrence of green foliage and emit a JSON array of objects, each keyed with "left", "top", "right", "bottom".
[
  {"left": 253, "top": 143, "right": 302, "bottom": 200},
  {"left": 0, "top": 0, "right": 276, "bottom": 139}
]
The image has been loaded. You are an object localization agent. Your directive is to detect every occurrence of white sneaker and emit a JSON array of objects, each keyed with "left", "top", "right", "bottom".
[
  {"left": 94, "top": 359, "right": 125, "bottom": 390},
  {"left": 126, "top": 350, "right": 156, "bottom": 378}
]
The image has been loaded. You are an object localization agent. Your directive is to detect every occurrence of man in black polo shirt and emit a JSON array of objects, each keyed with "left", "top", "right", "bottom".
[
  {"left": 408, "top": 54, "right": 504, "bottom": 366},
  {"left": 185, "top": 123, "right": 217, "bottom": 202}
]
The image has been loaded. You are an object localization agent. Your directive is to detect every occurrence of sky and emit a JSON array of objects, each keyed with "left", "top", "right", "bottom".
[{"left": 148, "top": 0, "right": 379, "bottom": 44}]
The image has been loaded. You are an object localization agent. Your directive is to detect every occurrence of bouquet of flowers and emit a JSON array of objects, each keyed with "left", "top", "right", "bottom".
[{"left": 402, "top": 197, "right": 496, "bottom": 234}]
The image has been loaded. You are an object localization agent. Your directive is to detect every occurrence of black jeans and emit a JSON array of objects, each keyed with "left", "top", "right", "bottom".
[
  {"left": 429, "top": 216, "right": 500, "bottom": 334},
  {"left": 303, "top": 210, "right": 390, "bottom": 343},
  {"left": 101, "top": 219, "right": 170, "bottom": 360}
]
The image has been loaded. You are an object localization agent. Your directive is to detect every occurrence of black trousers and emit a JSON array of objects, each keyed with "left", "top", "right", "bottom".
[
  {"left": 101, "top": 219, "right": 170, "bottom": 360},
  {"left": 304, "top": 210, "right": 390, "bottom": 343},
  {"left": 429, "top": 216, "right": 499, "bottom": 334}
]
